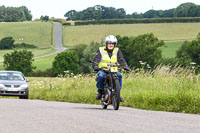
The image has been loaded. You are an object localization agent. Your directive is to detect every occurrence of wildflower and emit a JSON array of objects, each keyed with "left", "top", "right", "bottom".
[
  {"left": 190, "top": 62, "right": 196, "bottom": 65},
  {"left": 147, "top": 64, "right": 151, "bottom": 69}
]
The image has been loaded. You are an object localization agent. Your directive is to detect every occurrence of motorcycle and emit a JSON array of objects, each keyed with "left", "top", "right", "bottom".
[{"left": 91, "top": 60, "right": 125, "bottom": 110}]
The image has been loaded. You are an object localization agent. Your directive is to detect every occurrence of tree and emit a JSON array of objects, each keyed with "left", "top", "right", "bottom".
[
  {"left": 143, "top": 10, "right": 162, "bottom": 18},
  {"left": 64, "top": 10, "right": 77, "bottom": 20},
  {"left": 116, "top": 35, "right": 131, "bottom": 62},
  {"left": 0, "top": 37, "right": 15, "bottom": 49},
  {"left": 116, "top": 8, "right": 126, "bottom": 18},
  {"left": 19, "top": 6, "right": 32, "bottom": 21},
  {"left": 3, "top": 50, "right": 36, "bottom": 76},
  {"left": 129, "top": 12, "right": 143, "bottom": 18},
  {"left": 162, "top": 9, "right": 175, "bottom": 17},
  {"left": 79, "top": 42, "right": 101, "bottom": 73},
  {"left": 71, "top": 44, "right": 87, "bottom": 64},
  {"left": 0, "top": 6, "right": 32, "bottom": 22},
  {"left": 52, "top": 50, "right": 80, "bottom": 76},
  {"left": 117, "top": 33, "right": 164, "bottom": 69},
  {"left": 64, "top": 5, "right": 127, "bottom": 20},
  {"left": 176, "top": 33, "right": 200, "bottom": 67},
  {"left": 188, "top": 5, "right": 199, "bottom": 17},
  {"left": 40, "top": 15, "right": 49, "bottom": 21},
  {"left": 174, "top": 2, "right": 196, "bottom": 17}
]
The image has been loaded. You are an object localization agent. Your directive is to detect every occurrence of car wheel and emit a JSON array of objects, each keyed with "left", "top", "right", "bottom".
[
  {"left": 24, "top": 89, "right": 29, "bottom": 99},
  {"left": 19, "top": 90, "right": 29, "bottom": 99}
]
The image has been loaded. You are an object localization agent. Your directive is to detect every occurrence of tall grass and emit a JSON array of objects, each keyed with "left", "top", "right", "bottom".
[{"left": 27, "top": 66, "right": 200, "bottom": 114}]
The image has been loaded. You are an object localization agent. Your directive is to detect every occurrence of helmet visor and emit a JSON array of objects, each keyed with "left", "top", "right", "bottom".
[{"left": 106, "top": 41, "right": 116, "bottom": 45}]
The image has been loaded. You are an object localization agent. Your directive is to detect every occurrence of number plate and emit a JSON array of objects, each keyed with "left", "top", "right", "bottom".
[
  {"left": 111, "top": 67, "right": 118, "bottom": 72},
  {"left": 6, "top": 88, "right": 16, "bottom": 91}
]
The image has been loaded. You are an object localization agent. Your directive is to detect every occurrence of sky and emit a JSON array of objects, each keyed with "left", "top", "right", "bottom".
[{"left": 0, "top": 0, "right": 200, "bottom": 19}]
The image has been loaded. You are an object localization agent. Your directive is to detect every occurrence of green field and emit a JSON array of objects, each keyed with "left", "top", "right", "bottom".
[
  {"left": 161, "top": 41, "right": 183, "bottom": 58},
  {"left": 0, "top": 22, "right": 53, "bottom": 48},
  {"left": 63, "top": 23, "right": 199, "bottom": 58},
  {"left": 33, "top": 55, "right": 56, "bottom": 70},
  {"left": 63, "top": 23, "right": 200, "bottom": 46},
  {"left": 0, "top": 21, "right": 56, "bottom": 70}
]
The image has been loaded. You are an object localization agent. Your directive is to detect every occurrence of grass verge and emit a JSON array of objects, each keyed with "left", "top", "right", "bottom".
[{"left": 25, "top": 67, "right": 200, "bottom": 114}]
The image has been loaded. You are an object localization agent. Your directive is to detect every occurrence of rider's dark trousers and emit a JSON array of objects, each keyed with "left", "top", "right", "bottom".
[{"left": 96, "top": 70, "right": 122, "bottom": 91}]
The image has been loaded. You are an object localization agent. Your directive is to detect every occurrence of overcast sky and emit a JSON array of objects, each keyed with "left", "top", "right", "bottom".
[{"left": 0, "top": 0, "right": 200, "bottom": 19}]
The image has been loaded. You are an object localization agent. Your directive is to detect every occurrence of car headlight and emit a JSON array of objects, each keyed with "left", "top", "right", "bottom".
[
  {"left": 0, "top": 84, "right": 4, "bottom": 89},
  {"left": 20, "top": 84, "right": 29, "bottom": 89}
]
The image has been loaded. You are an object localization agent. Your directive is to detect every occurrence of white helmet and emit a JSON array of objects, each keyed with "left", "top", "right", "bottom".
[{"left": 105, "top": 35, "right": 117, "bottom": 45}]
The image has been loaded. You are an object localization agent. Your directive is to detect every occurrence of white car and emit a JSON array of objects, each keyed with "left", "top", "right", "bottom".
[{"left": 0, "top": 71, "right": 29, "bottom": 99}]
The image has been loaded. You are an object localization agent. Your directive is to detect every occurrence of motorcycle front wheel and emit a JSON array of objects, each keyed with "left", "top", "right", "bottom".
[{"left": 112, "top": 79, "right": 120, "bottom": 110}]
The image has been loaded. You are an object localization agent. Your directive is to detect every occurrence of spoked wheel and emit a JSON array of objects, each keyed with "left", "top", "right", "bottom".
[{"left": 112, "top": 79, "right": 120, "bottom": 110}]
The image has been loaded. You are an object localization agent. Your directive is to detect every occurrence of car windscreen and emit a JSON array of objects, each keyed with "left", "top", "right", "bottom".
[{"left": 0, "top": 72, "right": 25, "bottom": 81}]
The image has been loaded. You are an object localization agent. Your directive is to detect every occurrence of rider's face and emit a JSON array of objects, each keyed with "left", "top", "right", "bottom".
[{"left": 107, "top": 43, "right": 115, "bottom": 50}]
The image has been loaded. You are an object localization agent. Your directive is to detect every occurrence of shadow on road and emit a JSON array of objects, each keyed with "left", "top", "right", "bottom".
[{"left": 73, "top": 106, "right": 114, "bottom": 111}]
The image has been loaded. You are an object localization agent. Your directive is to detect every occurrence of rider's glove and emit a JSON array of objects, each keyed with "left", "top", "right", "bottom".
[
  {"left": 123, "top": 66, "right": 131, "bottom": 71},
  {"left": 94, "top": 66, "right": 100, "bottom": 71}
]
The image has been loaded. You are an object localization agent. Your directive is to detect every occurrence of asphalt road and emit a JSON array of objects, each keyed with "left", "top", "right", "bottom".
[
  {"left": 0, "top": 99, "right": 200, "bottom": 133},
  {"left": 34, "top": 22, "right": 67, "bottom": 59}
]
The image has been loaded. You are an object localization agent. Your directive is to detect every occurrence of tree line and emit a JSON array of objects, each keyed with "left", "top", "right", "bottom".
[
  {"left": 64, "top": 2, "right": 200, "bottom": 20},
  {"left": 0, "top": 6, "right": 32, "bottom": 22}
]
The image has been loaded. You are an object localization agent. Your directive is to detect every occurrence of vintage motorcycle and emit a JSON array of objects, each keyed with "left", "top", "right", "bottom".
[{"left": 91, "top": 60, "right": 126, "bottom": 110}]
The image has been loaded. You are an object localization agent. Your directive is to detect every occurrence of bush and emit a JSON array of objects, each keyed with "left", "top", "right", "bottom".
[
  {"left": 3, "top": 49, "right": 36, "bottom": 76},
  {"left": 31, "top": 68, "right": 54, "bottom": 77},
  {"left": 14, "top": 42, "right": 37, "bottom": 49},
  {"left": 63, "top": 22, "right": 71, "bottom": 26},
  {"left": 49, "top": 18, "right": 67, "bottom": 24},
  {"left": 74, "top": 17, "right": 200, "bottom": 25},
  {"left": 52, "top": 50, "right": 81, "bottom": 76},
  {"left": 71, "top": 44, "right": 88, "bottom": 64},
  {"left": 0, "top": 37, "right": 14, "bottom": 49},
  {"left": 176, "top": 33, "right": 200, "bottom": 70}
]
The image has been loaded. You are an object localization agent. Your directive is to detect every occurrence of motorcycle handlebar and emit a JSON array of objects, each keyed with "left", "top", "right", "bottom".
[{"left": 90, "top": 59, "right": 131, "bottom": 72}]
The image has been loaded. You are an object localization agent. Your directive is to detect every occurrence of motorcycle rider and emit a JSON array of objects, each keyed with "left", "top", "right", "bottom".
[{"left": 92, "top": 35, "right": 130, "bottom": 102}]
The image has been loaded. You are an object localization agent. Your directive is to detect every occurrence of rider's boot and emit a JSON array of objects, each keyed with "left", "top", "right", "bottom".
[
  {"left": 96, "top": 90, "right": 102, "bottom": 100},
  {"left": 120, "top": 96, "right": 124, "bottom": 102}
]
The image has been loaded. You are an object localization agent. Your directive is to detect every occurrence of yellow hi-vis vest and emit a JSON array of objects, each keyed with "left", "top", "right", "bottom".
[{"left": 98, "top": 46, "right": 119, "bottom": 72}]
